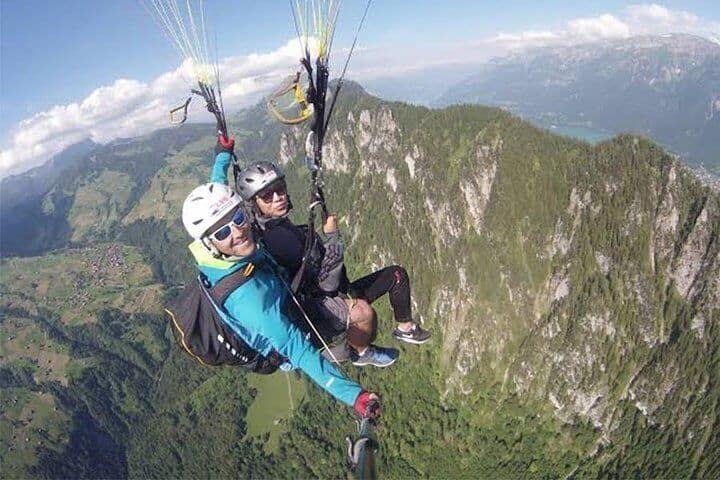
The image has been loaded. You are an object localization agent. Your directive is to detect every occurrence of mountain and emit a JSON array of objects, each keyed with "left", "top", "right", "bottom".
[
  {"left": 0, "top": 139, "right": 98, "bottom": 206},
  {"left": 0, "top": 127, "right": 206, "bottom": 258},
  {"left": 361, "top": 63, "right": 481, "bottom": 106},
  {"left": 1, "top": 140, "right": 97, "bottom": 256},
  {"left": 435, "top": 34, "right": 720, "bottom": 174},
  {"left": 1, "top": 84, "right": 718, "bottom": 478}
]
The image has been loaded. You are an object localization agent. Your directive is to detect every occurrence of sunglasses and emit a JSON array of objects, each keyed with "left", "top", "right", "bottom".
[
  {"left": 208, "top": 208, "right": 247, "bottom": 242},
  {"left": 256, "top": 180, "right": 287, "bottom": 202}
]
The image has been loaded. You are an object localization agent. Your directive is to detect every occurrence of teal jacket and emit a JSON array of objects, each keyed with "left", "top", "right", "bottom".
[{"left": 187, "top": 151, "right": 362, "bottom": 407}]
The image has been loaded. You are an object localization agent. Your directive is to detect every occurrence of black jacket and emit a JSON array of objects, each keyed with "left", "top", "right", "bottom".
[{"left": 255, "top": 215, "right": 345, "bottom": 295}]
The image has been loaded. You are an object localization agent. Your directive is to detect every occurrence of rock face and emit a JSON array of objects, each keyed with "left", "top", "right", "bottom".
[
  {"left": 506, "top": 143, "right": 719, "bottom": 460},
  {"left": 277, "top": 93, "right": 720, "bottom": 474},
  {"left": 460, "top": 143, "right": 498, "bottom": 235}
]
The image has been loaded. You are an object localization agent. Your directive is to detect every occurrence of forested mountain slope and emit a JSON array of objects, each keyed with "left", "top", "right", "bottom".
[{"left": 1, "top": 84, "right": 718, "bottom": 478}]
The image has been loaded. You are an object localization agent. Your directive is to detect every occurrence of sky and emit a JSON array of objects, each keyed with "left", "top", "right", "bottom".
[{"left": 1, "top": 1, "right": 718, "bottom": 177}]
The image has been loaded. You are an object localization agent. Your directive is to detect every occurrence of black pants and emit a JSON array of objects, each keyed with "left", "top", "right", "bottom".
[{"left": 344, "top": 265, "right": 412, "bottom": 323}]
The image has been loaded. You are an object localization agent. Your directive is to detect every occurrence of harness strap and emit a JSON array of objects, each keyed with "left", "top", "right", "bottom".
[{"left": 207, "top": 263, "right": 255, "bottom": 306}]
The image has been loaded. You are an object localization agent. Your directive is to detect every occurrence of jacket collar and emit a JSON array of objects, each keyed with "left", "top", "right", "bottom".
[{"left": 254, "top": 211, "right": 292, "bottom": 231}]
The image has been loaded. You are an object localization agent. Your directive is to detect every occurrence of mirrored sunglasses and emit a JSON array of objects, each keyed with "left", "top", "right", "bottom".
[{"left": 209, "top": 208, "right": 247, "bottom": 242}]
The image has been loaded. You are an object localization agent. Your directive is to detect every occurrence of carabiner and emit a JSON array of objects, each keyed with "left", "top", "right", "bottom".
[{"left": 169, "top": 97, "right": 192, "bottom": 124}]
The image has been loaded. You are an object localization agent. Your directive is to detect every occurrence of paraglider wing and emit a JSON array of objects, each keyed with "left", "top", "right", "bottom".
[{"left": 141, "top": 0, "right": 228, "bottom": 136}]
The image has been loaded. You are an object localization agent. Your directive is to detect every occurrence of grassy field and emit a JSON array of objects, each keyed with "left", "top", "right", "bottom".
[
  {"left": 0, "top": 243, "right": 169, "bottom": 476},
  {"left": 68, "top": 170, "right": 135, "bottom": 242},
  {"left": 1, "top": 315, "right": 72, "bottom": 386},
  {"left": 0, "top": 389, "right": 69, "bottom": 477},
  {"left": 122, "top": 136, "right": 214, "bottom": 225},
  {"left": 1, "top": 244, "right": 163, "bottom": 327},
  {"left": 245, "top": 372, "right": 307, "bottom": 453}
]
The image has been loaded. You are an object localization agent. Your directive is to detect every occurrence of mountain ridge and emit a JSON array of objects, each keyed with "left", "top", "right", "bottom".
[
  {"left": 1, "top": 86, "right": 718, "bottom": 477},
  {"left": 433, "top": 34, "right": 720, "bottom": 174}
]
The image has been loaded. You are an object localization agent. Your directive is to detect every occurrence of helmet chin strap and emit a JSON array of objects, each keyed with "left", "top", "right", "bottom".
[{"left": 201, "top": 237, "right": 221, "bottom": 257}]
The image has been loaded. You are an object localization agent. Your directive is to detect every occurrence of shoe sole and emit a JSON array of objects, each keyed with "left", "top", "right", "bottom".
[
  {"left": 352, "top": 357, "right": 398, "bottom": 368},
  {"left": 393, "top": 335, "right": 431, "bottom": 345}
]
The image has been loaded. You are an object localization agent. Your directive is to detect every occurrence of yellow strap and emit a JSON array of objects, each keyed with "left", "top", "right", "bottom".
[
  {"left": 165, "top": 308, "right": 210, "bottom": 366},
  {"left": 267, "top": 99, "right": 313, "bottom": 125},
  {"left": 293, "top": 83, "right": 308, "bottom": 107},
  {"left": 267, "top": 75, "right": 313, "bottom": 125},
  {"left": 346, "top": 297, "right": 358, "bottom": 330}
]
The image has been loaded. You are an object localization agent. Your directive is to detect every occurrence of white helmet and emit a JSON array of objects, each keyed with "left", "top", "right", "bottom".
[{"left": 182, "top": 183, "right": 241, "bottom": 240}]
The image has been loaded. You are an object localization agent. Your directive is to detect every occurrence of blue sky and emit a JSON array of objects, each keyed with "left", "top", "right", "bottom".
[{"left": 1, "top": 1, "right": 718, "bottom": 176}]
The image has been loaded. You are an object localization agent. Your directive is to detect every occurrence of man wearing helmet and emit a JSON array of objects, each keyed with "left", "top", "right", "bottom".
[
  {"left": 180, "top": 143, "right": 379, "bottom": 419},
  {"left": 223, "top": 142, "right": 431, "bottom": 367},
  {"left": 208, "top": 137, "right": 396, "bottom": 367}
]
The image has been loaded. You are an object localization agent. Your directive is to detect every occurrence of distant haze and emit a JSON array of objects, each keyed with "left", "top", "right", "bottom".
[{"left": 424, "top": 34, "right": 720, "bottom": 174}]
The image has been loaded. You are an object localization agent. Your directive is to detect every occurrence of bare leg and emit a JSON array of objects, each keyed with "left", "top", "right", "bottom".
[{"left": 344, "top": 298, "right": 376, "bottom": 352}]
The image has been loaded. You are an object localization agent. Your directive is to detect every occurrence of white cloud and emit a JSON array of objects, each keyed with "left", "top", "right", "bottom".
[
  {"left": 486, "top": 4, "right": 718, "bottom": 52},
  {"left": 2, "top": 5, "right": 718, "bottom": 176},
  {"left": 486, "top": 13, "right": 632, "bottom": 51},
  {"left": 488, "top": 30, "right": 562, "bottom": 48},
  {"left": 625, "top": 4, "right": 720, "bottom": 39},
  {"left": 625, "top": 4, "right": 701, "bottom": 31},
  {"left": 352, "top": 3, "right": 718, "bottom": 80},
  {"left": 567, "top": 14, "right": 631, "bottom": 41},
  {"left": 0, "top": 39, "right": 303, "bottom": 177}
]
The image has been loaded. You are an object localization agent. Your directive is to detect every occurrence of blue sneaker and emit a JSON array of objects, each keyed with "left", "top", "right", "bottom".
[
  {"left": 279, "top": 361, "right": 296, "bottom": 372},
  {"left": 352, "top": 345, "right": 399, "bottom": 368}
]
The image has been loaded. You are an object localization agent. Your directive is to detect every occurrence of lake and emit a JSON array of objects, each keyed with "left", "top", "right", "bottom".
[{"left": 540, "top": 123, "right": 614, "bottom": 144}]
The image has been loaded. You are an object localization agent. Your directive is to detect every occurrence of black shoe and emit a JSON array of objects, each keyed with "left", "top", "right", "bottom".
[{"left": 393, "top": 323, "right": 432, "bottom": 344}]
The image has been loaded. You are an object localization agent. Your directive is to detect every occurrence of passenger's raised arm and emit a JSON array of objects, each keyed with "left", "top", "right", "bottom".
[{"left": 210, "top": 134, "right": 234, "bottom": 184}]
